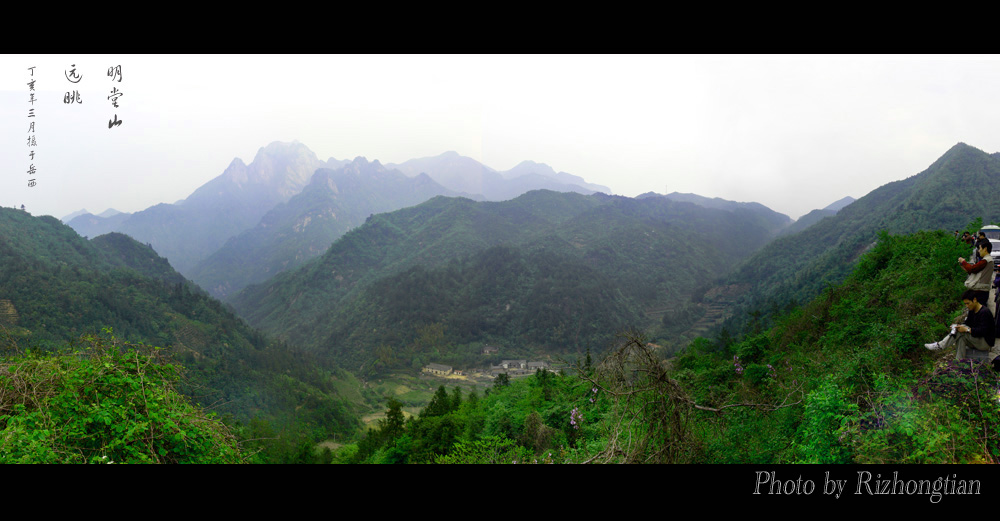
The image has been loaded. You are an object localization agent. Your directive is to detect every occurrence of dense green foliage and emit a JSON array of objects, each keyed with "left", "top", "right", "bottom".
[
  {"left": 0, "top": 331, "right": 244, "bottom": 463},
  {"left": 337, "top": 367, "right": 616, "bottom": 464}
]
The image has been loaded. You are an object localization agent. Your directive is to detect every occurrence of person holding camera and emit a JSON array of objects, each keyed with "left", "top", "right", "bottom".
[{"left": 925, "top": 289, "right": 996, "bottom": 360}]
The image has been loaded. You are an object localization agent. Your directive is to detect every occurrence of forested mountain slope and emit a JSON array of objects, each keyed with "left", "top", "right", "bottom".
[{"left": 231, "top": 190, "right": 790, "bottom": 373}]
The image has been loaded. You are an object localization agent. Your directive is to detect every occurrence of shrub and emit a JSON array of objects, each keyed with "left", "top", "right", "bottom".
[
  {"left": 0, "top": 331, "right": 244, "bottom": 463},
  {"left": 794, "top": 378, "right": 856, "bottom": 463}
]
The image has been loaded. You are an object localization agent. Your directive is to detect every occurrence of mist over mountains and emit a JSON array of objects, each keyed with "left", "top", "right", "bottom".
[
  {"left": 65, "top": 142, "right": 329, "bottom": 275},
  {"left": 65, "top": 210, "right": 132, "bottom": 239},
  {"left": 776, "top": 196, "right": 857, "bottom": 237},
  {"left": 58, "top": 138, "right": 1000, "bottom": 362},
  {"left": 57, "top": 137, "right": 908, "bottom": 363},
  {"left": 187, "top": 157, "right": 460, "bottom": 298},
  {"left": 66, "top": 142, "right": 616, "bottom": 288},
  {"left": 385, "top": 152, "right": 612, "bottom": 201}
]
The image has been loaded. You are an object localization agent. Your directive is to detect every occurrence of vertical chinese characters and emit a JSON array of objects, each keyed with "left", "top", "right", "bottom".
[
  {"left": 64, "top": 63, "right": 83, "bottom": 105},
  {"left": 108, "top": 65, "right": 123, "bottom": 128},
  {"left": 27, "top": 66, "right": 37, "bottom": 188}
]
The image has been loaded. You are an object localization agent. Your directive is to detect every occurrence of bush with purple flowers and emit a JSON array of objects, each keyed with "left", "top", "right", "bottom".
[{"left": 570, "top": 407, "right": 582, "bottom": 430}]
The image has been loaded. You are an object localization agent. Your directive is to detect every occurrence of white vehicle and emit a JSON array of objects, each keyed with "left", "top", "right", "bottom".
[
  {"left": 980, "top": 225, "right": 1000, "bottom": 240},
  {"left": 977, "top": 225, "right": 1000, "bottom": 272}
]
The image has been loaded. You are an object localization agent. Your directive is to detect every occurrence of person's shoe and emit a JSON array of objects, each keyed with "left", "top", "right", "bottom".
[{"left": 925, "top": 342, "right": 944, "bottom": 351}]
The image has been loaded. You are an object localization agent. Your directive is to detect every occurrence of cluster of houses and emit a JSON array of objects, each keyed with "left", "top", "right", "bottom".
[
  {"left": 487, "top": 359, "right": 551, "bottom": 377},
  {"left": 420, "top": 345, "right": 554, "bottom": 379}
]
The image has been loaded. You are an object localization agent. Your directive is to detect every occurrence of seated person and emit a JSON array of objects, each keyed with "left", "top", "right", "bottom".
[{"left": 926, "top": 289, "right": 996, "bottom": 360}]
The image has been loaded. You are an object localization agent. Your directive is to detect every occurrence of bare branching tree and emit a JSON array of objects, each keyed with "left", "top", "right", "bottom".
[
  {"left": 579, "top": 330, "right": 802, "bottom": 464},
  {"left": 577, "top": 330, "right": 697, "bottom": 463}
]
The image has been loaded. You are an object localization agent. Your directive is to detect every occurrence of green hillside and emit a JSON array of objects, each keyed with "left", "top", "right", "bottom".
[
  {"left": 777, "top": 208, "right": 836, "bottom": 237},
  {"left": 90, "top": 232, "right": 193, "bottom": 290},
  {"left": 673, "top": 228, "right": 1000, "bottom": 463},
  {"left": 0, "top": 208, "right": 362, "bottom": 458},
  {"left": 723, "top": 142, "right": 1000, "bottom": 336}
]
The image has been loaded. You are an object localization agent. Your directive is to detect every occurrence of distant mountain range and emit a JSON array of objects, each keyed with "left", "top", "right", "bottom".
[
  {"left": 67, "top": 141, "right": 330, "bottom": 274},
  {"left": 188, "top": 157, "right": 460, "bottom": 298},
  {"left": 61, "top": 209, "right": 92, "bottom": 222},
  {"left": 66, "top": 142, "right": 615, "bottom": 285},
  {"left": 385, "top": 152, "right": 611, "bottom": 201},
  {"left": 67, "top": 138, "right": 999, "bottom": 359},
  {"left": 65, "top": 210, "right": 132, "bottom": 239}
]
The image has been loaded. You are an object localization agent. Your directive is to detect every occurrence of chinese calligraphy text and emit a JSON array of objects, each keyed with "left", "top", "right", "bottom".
[
  {"left": 107, "top": 64, "right": 123, "bottom": 129},
  {"left": 27, "top": 66, "right": 37, "bottom": 188}
]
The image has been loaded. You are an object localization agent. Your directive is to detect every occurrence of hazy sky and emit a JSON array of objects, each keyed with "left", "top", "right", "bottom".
[{"left": 2, "top": 54, "right": 999, "bottom": 221}]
